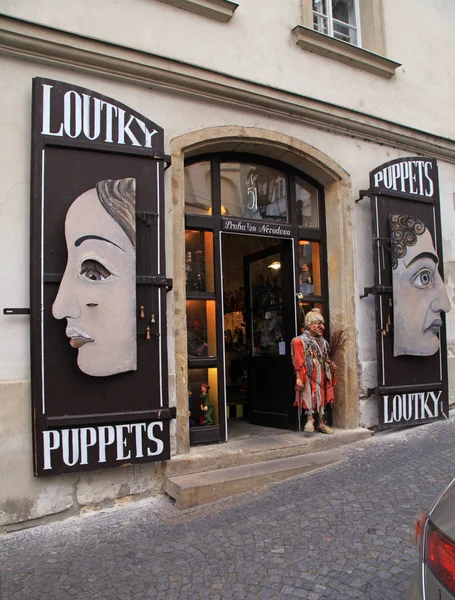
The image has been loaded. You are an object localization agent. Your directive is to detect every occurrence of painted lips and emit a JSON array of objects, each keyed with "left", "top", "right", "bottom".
[
  {"left": 425, "top": 319, "right": 443, "bottom": 335},
  {"left": 66, "top": 327, "right": 94, "bottom": 348}
]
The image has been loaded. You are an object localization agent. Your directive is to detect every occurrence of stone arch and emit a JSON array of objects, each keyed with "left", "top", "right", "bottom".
[{"left": 170, "top": 126, "right": 358, "bottom": 454}]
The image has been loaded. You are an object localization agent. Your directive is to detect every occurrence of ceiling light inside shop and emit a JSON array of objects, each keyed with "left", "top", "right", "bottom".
[{"left": 268, "top": 261, "right": 281, "bottom": 270}]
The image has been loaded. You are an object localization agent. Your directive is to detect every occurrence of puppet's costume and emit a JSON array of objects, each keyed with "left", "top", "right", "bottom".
[
  {"left": 291, "top": 330, "right": 335, "bottom": 432},
  {"left": 199, "top": 384, "right": 214, "bottom": 426}
]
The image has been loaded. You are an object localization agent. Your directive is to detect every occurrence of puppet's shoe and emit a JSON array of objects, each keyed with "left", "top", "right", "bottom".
[
  {"left": 318, "top": 423, "right": 334, "bottom": 434},
  {"left": 303, "top": 419, "right": 315, "bottom": 433}
]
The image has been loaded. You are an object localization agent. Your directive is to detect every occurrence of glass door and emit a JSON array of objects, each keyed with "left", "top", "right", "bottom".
[{"left": 244, "top": 242, "right": 295, "bottom": 428}]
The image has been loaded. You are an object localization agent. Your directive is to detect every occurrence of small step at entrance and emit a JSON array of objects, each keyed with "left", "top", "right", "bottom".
[{"left": 164, "top": 450, "right": 343, "bottom": 509}]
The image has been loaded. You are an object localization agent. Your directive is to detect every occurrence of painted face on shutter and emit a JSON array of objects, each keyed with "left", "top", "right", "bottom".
[
  {"left": 52, "top": 183, "right": 137, "bottom": 376},
  {"left": 391, "top": 217, "right": 451, "bottom": 357}
]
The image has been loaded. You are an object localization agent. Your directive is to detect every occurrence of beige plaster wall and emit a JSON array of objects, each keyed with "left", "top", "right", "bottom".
[
  {"left": 0, "top": 381, "right": 164, "bottom": 529},
  {"left": 1, "top": 0, "right": 455, "bottom": 138}
]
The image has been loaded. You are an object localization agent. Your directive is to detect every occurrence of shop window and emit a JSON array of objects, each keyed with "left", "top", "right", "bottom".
[
  {"left": 313, "top": 0, "right": 360, "bottom": 46},
  {"left": 298, "top": 300, "right": 324, "bottom": 324},
  {"left": 298, "top": 241, "right": 322, "bottom": 297},
  {"left": 224, "top": 310, "right": 247, "bottom": 412},
  {"left": 185, "top": 230, "right": 215, "bottom": 293},
  {"left": 220, "top": 163, "right": 288, "bottom": 222},
  {"left": 186, "top": 300, "right": 217, "bottom": 358},
  {"left": 188, "top": 368, "right": 219, "bottom": 428},
  {"left": 185, "top": 161, "right": 212, "bottom": 215},
  {"left": 248, "top": 251, "right": 285, "bottom": 356},
  {"left": 296, "top": 177, "right": 319, "bottom": 228}
]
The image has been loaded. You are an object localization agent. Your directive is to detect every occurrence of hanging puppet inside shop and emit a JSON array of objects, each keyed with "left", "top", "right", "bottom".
[{"left": 199, "top": 383, "right": 214, "bottom": 426}]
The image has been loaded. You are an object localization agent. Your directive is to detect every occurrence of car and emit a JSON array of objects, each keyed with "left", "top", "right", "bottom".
[{"left": 406, "top": 476, "right": 455, "bottom": 599}]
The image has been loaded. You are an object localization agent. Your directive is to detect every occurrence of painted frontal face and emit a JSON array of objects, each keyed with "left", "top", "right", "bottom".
[
  {"left": 52, "top": 186, "right": 137, "bottom": 376},
  {"left": 392, "top": 224, "right": 450, "bottom": 357},
  {"left": 308, "top": 319, "right": 325, "bottom": 337}
]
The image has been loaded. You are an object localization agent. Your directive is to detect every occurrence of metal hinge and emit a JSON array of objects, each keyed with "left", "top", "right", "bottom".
[
  {"left": 150, "top": 153, "right": 171, "bottom": 170},
  {"left": 43, "top": 273, "right": 173, "bottom": 290},
  {"left": 136, "top": 211, "right": 157, "bottom": 226},
  {"left": 3, "top": 308, "right": 30, "bottom": 315},
  {"left": 359, "top": 285, "right": 392, "bottom": 299},
  {"left": 374, "top": 237, "right": 391, "bottom": 245},
  {"left": 147, "top": 407, "right": 176, "bottom": 420},
  {"left": 163, "top": 155, "right": 172, "bottom": 171},
  {"left": 355, "top": 189, "right": 371, "bottom": 203},
  {"left": 136, "top": 275, "right": 173, "bottom": 291}
]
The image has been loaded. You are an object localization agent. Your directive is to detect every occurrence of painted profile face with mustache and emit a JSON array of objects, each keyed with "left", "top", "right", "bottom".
[
  {"left": 391, "top": 214, "right": 451, "bottom": 357},
  {"left": 52, "top": 180, "right": 137, "bottom": 376}
]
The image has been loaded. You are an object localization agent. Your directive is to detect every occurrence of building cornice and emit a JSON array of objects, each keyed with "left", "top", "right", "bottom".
[{"left": 0, "top": 14, "right": 454, "bottom": 162}]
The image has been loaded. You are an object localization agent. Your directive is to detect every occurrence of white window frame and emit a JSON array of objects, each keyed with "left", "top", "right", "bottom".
[
  {"left": 313, "top": 0, "right": 362, "bottom": 47},
  {"left": 293, "top": 0, "right": 400, "bottom": 78}
]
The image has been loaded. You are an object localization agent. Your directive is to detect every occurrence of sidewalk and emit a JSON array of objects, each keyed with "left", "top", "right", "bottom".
[
  {"left": 2, "top": 417, "right": 452, "bottom": 600},
  {"left": 164, "top": 424, "right": 372, "bottom": 508}
]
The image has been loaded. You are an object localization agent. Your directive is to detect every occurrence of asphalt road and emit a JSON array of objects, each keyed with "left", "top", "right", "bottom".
[{"left": 2, "top": 416, "right": 455, "bottom": 600}]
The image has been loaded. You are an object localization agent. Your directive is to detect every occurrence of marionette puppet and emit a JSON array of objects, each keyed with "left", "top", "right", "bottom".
[
  {"left": 291, "top": 308, "right": 339, "bottom": 434},
  {"left": 199, "top": 383, "right": 214, "bottom": 426}
]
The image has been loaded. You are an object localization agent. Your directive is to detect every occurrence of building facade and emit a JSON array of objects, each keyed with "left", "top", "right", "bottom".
[{"left": 0, "top": 0, "right": 454, "bottom": 527}]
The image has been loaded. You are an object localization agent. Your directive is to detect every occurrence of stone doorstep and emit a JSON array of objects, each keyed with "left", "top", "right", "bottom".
[
  {"left": 163, "top": 428, "right": 372, "bottom": 509},
  {"left": 165, "top": 428, "right": 372, "bottom": 479},
  {"left": 164, "top": 450, "right": 344, "bottom": 509}
]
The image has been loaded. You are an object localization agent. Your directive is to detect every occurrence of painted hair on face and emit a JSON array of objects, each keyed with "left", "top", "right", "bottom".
[
  {"left": 390, "top": 213, "right": 426, "bottom": 270},
  {"left": 96, "top": 178, "right": 136, "bottom": 248}
]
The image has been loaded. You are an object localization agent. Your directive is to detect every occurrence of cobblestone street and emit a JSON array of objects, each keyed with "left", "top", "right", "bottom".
[{"left": 2, "top": 417, "right": 455, "bottom": 600}]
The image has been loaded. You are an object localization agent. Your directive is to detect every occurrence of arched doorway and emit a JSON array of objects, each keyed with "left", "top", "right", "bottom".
[
  {"left": 170, "top": 127, "right": 359, "bottom": 454},
  {"left": 184, "top": 154, "right": 329, "bottom": 444}
]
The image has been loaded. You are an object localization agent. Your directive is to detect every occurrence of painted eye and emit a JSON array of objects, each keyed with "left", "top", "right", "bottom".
[
  {"left": 412, "top": 268, "right": 434, "bottom": 289},
  {"left": 80, "top": 259, "right": 111, "bottom": 282}
]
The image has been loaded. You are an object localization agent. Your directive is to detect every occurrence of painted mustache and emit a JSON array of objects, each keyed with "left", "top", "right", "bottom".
[{"left": 66, "top": 326, "right": 94, "bottom": 348}]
